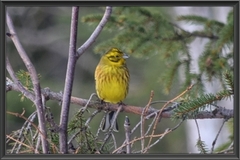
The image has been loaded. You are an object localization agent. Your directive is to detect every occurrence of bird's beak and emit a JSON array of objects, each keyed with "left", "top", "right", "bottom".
[{"left": 123, "top": 53, "right": 129, "bottom": 59}]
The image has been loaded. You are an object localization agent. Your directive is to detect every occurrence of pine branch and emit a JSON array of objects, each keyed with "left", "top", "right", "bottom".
[
  {"left": 177, "top": 15, "right": 224, "bottom": 29},
  {"left": 223, "top": 71, "right": 234, "bottom": 94},
  {"left": 216, "top": 15, "right": 233, "bottom": 50},
  {"left": 173, "top": 90, "right": 232, "bottom": 119},
  {"left": 196, "top": 135, "right": 209, "bottom": 154},
  {"left": 190, "top": 30, "right": 219, "bottom": 39},
  {"left": 161, "top": 60, "right": 182, "bottom": 94}
]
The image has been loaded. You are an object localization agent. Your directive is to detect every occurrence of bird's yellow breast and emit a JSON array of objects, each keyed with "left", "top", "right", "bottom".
[{"left": 95, "top": 64, "right": 129, "bottom": 104}]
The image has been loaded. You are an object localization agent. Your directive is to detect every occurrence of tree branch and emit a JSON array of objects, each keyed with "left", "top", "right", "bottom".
[
  {"left": 170, "top": 22, "right": 219, "bottom": 40},
  {"left": 57, "top": 6, "right": 113, "bottom": 153},
  {"left": 6, "top": 83, "right": 234, "bottom": 120},
  {"left": 124, "top": 116, "right": 131, "bottom": 154},
  {"left": 76, "top": 6, "right": 112, "bottom": 58},
  {"left": 6, "top": 57, "right": 35, "bottom": 101},
  {"left": 6, "top": 11, "right": 49, "bottom": 153},
  {"left": 59, "top": 6, "right": 79, "bottom": 154}
]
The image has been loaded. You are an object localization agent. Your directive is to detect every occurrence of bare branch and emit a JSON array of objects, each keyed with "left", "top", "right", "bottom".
[
  {"left": 141, "top": 91, "right": 154, "bottom": 153},
  {"left": 147, "top": 84, "right": 194, "bottom": 148},
  {"left": 112, "top": 127, "right": 173, "bottom": 154},
  {"left": 141, "top": 120, "right": 184, "bottom": 153},
  {"left": 194, "top": 119, "right": 208, "bottom": 153},
  {"left": 84, "top": 109, "right": 101, "bottom": 129},
  {"left": 59, "top": 6, "right": 112, "bottom": 153},
  {"left": 124, "top": 116, "right": 131, "bottom": 154},
  {"left": 7, "top": 83, "right": 234, "bottom": 120},
  {"left": 111, "top": 134, "right": 118, "bottom": 151},
  {"left": 6, "top": 135, "right": 35, "bottom": 152},
  {"left": 76, "top": 6, "right": 112, "bottom": 57},
  {"left": 59, "top": 6, "right": 79, "bottom": 154},
  {"left": 35, "top": 134, "right": 41, "bottom": 154},
  {"left": 210, "top": 119, "right": 228, "bottom": 153},
  {"left": 9, "top": 111, "right": 37, "bottom": 153},
  {"left": 6, "top": 11, "right": 49, "bottom": 153}
]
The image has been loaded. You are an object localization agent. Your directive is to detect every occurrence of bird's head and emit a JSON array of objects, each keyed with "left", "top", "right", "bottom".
[{"left": 100, "top": 48, "right": 129, "bottom": 66}]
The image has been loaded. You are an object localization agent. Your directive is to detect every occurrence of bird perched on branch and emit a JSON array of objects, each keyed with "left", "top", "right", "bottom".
[{"left": 95, "top": 47, "right": 130, "bottom": 132}]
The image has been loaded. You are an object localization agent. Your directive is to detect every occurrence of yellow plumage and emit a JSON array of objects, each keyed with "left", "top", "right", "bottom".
[{"left": 95, "top": 47, "right": 130, "bottom": 131}]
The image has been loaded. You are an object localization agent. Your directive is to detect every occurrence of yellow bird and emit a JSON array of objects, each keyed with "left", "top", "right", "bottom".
[{"left": 95, "top": 47, "right": 130, "bottom": 132}]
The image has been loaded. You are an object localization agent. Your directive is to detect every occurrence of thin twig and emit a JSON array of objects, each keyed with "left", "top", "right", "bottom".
[
  {"left": 112, "top": 127, "right": 173, "bottom": 154},
  {"left": 144, "top": 113, "right": 158, "bottom": 136},
  {"left": 9, "top": 111, "right": 36, "bottom": 153},
  {"left": 210, "top": 119, "right": 228, "bottom": 153},
  {"left": 194, "top": 119, "right": 208, "bottom": 153},
  {"left": 119, "top": 104, "right": 182, "bottom": 150},
  {"left": 6, "top": 135, "right": 35, "bottom": 152},
  {"left": 76, "top": 6, "right": 112, "bottom": 58},
  {"left": 116, "top": 119, "right": 184, "bottom": 154},
  {"left": 227, "top": 141, "right": 234, "bottom": 150},
  {"left": 34, "top": 134, "right": 41, "bottom": 154},
  {"left": 15, "top": 111, "right": 37, "bottom": 154},
  {"left": 85, "top": 109, "right": 101, "bottom": 128},
  {"left": 78, "top": 93, "right": 97, "bottom": 113},
  {"left": 118, "top": 111, "right": 158, "bottom": 151},
  {"left": 7, "top": 111, "right": 44, "bottom": 139},
  {"left": 124, "top": 116, "right": 131, "bottom": 154},
  {"left": 111, "top": 133, "right": 117, "bottom": 150},
  {"left": 147, "top": 84, "right": 194, "bottom": 148},
  {"left": 216, "top": 141, "right": 234, "bottom": 154},
  {"left": 96, "top": 113, "right": 107, "bottom": 139},
  {"left": 141, "top": 128, "right": 170, "bottom": 153},
  {"left": 7, "top": 110, "right": 58, "bottom": 153},
  {"left": 67, "top": 130, "right": 81, "bottom": 146},
  {"left": 67, "top": 95, "right": 101, "bottom": 145},
  {"left": 140, "top": 90, "right": 154, "bottom": 153},
  {"left": 143, "top": 119, "right": 184, "bottom": 153}
]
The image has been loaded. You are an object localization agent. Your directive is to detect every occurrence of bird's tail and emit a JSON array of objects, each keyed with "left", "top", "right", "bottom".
[{"left": 101, "top": 111, "right": 119, "bottom": 132}]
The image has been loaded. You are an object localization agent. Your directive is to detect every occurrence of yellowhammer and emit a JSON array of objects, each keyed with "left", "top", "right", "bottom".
[{"left": 95, "top": 47, "right": 130, "bottom": 132}]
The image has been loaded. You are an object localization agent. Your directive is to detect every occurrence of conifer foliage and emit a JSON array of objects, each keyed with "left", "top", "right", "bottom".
[
  {"left": 82, "top": 7, "right": 233, "bottom": 96},
  {"left": 82, "top": 7, "right": 234, "bottom": 153}
]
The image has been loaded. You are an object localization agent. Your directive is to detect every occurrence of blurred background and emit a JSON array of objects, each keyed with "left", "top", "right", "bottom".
[{"left": 6, "top": 6, "right": 233, "bottom": 153}]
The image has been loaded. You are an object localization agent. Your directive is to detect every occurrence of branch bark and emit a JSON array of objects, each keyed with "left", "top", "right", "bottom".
[
  {"left": 76, "top": 6, "right": 112, "bottom": 58},
  {"left": 6, "top": 83, "right": 234, "bottom": 120},
  {"left": 6, "top": 11, "right": 49, "bottom": 153},
  {"left": 124, "top": 116, "right": 131, "bottom": 154},
  {"left": 59, "top": 6, "right": 112, "bottom": 153},
  {"left": 59, "top": 6, "right": 79, "bottom": 154}
]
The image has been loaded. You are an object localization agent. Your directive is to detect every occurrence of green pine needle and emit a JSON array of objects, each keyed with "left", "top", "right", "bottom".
[{"left": 196, "top": 139, "right": 209, "bottom": 154}]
